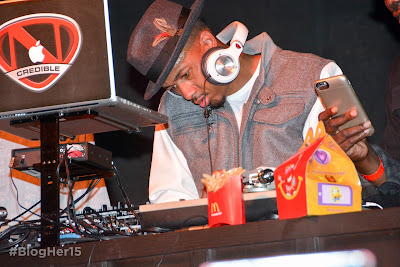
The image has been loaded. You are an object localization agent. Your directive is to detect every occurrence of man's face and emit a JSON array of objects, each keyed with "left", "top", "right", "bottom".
[
  {"left": 162, "top": 34, "right": 230, "bottom": 109},
  {"left": 385, "top": 0, "right": 400, "bottom": 22}
]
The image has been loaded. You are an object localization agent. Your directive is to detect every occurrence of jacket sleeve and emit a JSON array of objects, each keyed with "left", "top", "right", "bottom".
[
  {"left": 148, "top": 124, "right": 199, "bottom": 203},
  {"left": 361, "top": 144, "right": 400, "bottom": 207}
]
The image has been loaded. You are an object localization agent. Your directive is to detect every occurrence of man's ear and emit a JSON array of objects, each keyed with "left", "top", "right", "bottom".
[{"left": 199, "top": 30, "right": 216, "bottom": 51}]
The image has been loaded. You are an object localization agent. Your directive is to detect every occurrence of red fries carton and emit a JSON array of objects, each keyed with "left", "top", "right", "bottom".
[
  {"left": 203, "top": 169, "right": 246, "bottom": 227},
  {"left": 274, "top": 121, "right": 362, "bottom": 220}
]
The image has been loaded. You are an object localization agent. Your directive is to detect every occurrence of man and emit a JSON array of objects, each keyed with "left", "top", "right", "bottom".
[
  {"left": 382, "top": 0, "right": 400, "bottom": 162},
  {"left": 382, "top": 55, "right": 400, "bottom": 162},
  {"left": 127, "top": 0, "right": 391, "bottom": 204},
  {"left": 360, "top": 0, "right": 400, "bottom": 207}
]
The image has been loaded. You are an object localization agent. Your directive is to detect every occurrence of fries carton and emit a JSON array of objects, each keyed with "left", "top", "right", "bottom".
[
  {"left": 202, "top": 169, "right": 246, "bottom": 227},
  {"left": 274, "top": 121, "right": 362, "bottom": 220}
]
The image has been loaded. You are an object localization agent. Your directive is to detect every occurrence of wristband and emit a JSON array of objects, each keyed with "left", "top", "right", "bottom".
[{"left": 360, "top": 156, "right": 384, "bottom": 181}]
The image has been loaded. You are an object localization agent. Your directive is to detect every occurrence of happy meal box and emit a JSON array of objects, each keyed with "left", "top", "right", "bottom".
[
  {"left": 274, "top": 121, "right": 362, "bottom": 220},
  {"left": 202, "top": 168, "right": 246, "bottom": 227}
]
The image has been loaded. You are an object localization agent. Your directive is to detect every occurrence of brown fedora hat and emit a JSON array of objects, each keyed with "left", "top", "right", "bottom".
[{"left": 127, "top": 0, "right": 205, "bottom": 100}]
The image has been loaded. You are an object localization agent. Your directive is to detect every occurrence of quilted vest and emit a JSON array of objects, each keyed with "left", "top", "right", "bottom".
[{"left": 158, "top": 33, "right": 332, "bottom": 196}]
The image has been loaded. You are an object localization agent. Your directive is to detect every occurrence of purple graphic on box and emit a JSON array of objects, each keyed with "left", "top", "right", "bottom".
[
  {"left": 318, "top": 183, "right": 353, "bottom": 206},
  {"left": 313, "top": 149, "right": 331, "bottom": 165}
]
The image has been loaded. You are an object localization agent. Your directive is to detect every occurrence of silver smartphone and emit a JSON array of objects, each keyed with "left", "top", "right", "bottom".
[{"left": 314, "top": 74, "right": 374, "bottom": 136}]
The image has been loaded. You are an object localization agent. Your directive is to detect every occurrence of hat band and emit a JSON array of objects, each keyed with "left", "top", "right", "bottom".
[{"left": 146, "top": 6, "right": 190, "bottom": 83}]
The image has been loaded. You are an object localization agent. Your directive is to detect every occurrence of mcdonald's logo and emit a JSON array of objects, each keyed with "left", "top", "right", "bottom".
[
  {"left": 277, "top": 175, "right": 303, "bottom": 200},
  {"left": 210, "top": 202, "right": 221, "bottom": 214}
]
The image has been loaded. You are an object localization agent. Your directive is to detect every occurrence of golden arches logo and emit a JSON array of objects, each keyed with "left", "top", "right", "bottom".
[
  {"left": 210, "top": 202, "right": 221, "bottom": 213},
  {"left": 277, "top": 175, "right": 304, "bottom": 200}
]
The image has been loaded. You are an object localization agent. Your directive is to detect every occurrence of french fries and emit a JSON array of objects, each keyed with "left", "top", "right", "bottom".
[{"left": 201, "top": 167, "right": 245, "bottom": 193}]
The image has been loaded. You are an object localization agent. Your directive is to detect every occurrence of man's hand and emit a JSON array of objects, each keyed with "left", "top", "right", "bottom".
[
  {"left": 318, "top": 106, "right": 386, "bottom": 186},
  {"left": 318, "top": 106, "right": 372, "bottom": 162}
]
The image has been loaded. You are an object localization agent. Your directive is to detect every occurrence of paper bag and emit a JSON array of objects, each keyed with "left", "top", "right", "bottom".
[
  {"left": 207, "top": 174, "right": 246, "bottom": 228},
  {"left": 274, "top": 121, "right": 362, "bottom": 220}
]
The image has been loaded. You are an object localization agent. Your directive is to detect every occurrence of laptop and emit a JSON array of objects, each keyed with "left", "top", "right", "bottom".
[{"left": 0, "top": 0, "right": 168, "bottom": 140}]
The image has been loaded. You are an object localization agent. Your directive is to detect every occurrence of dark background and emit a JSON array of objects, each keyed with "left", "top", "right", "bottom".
[{"left": 95, "top": 0, "right": 400, "bottom": 207}]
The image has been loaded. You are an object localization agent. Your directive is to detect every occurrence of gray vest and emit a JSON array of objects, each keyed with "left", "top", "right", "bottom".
[{"left": 158, "top": 33, "right": 332, "bottom": 196}]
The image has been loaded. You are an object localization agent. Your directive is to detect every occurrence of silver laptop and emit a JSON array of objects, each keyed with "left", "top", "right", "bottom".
[{"left": 0, "top": 0, "right": 168, "bottom": 140}]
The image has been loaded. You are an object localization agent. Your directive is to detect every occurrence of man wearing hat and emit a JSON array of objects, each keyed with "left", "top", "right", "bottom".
[{"left": 127, "top": 0, "right": 388, "bottom": 204}]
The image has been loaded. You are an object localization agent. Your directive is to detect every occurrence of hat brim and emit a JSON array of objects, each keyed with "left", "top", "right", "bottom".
[{"left": 144, "top": 0, "right": 205, "bottom": 100}]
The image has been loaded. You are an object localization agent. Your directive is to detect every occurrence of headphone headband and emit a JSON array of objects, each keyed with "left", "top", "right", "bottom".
[{"left": 216, "top": 21, "right": 248, "bottom": 46}]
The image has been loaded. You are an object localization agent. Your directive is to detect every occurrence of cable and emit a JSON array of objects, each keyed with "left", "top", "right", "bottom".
[
  {"left": 59, "top": 178, "right": 101, "bottom": 216},
  {"left": 63, "top": 157, "right": 119, "bottom": 240},
  {"left": 87, "top": 241, "right": 96, "bottom": 267},
  {"left": 58, "top": 146, "right": 114, "bottom": 240},
  {"left": 58, "top": 147, "right": 99, "bottom": 240},
  {"left": 0, "top": 223, "right": 38, "bottom": 252},
  {"left": 156, "top": 215, "right": 208, "bottom": 267},
  {"left": 8, "top": 168, "right": 57, "bottom": 225},
  {"left": 203, "top": 76, "right": 214, "bottom": 174},
  {"left": 363, "top": 202, "right": 384, "bottom": 210},
  {"left": 112, "top": 162, "right": 131, "bottom": 205},
  {"left": 112, "top": 162, "right": 141, "bottom": 225},
  {"left": 9, "top": 172, "right": 42, "bottom": 219},
  {"left": 0, "top": 226, "right": 30, "bottom": 251},
  {"left": 56, "top": 153, "right": 66, "bottom": 184},
  {"left": 0, "top": 200, "right": 41, "bottom": 227},
  {"left": 64, "top": 156, "right": 97, "bottom": 239},
  {"left": 66, "top": 158, "right": 80, "bottom": 236}
]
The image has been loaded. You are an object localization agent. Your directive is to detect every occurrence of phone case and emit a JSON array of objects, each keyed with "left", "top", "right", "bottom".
[{"left": 314, "top": 75, "right": 374, "bottom": 136}]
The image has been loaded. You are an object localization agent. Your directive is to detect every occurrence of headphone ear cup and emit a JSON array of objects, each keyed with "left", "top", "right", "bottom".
[
  {"left": 202, "top": 22, "right": 247, "bottom": 86},
  {"left": 201, "top": 47, "right": 227, "bottom": 85}
]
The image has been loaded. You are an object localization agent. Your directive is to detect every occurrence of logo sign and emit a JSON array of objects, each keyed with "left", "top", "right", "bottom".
[
  {"left": 0, "top": 13, "right": 82, "bottom": 92},
  {"left": 210, "top": 202, "right": 222, "bottom": 216},
  {"left": 277, "top": 154, "right": 304, "bottom": 200}
]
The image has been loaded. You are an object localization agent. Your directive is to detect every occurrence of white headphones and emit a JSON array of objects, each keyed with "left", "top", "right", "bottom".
[{"left": 201, "top": 21, "right": 249, "bottom": 85}]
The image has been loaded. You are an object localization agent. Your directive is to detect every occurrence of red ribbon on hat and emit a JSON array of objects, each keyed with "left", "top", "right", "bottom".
[{"left": 152, "top": 18, "right": 183, "bottom": 47}]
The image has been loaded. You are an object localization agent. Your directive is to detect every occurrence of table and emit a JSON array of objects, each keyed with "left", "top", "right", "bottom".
[{"left": 2, "top": 206, "right": 400, "bottom": 266}]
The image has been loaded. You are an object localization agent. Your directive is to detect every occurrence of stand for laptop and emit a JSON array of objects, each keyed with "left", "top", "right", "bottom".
[{"left": 38, "top": 115, "right": 61, "bottom": 247}]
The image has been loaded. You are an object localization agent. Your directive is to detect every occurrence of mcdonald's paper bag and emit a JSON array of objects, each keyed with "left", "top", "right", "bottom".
[
  {"left": 274, "top": 121, "right": 362, "bottom": 220},
  {"left": 204, "top": 172, "right": 246, "bottom": 228}
]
